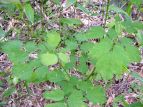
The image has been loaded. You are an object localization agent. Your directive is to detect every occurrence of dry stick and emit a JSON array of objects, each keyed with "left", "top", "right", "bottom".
[{"left": 104, "top": 0, "right": 110, "bottom": 28}]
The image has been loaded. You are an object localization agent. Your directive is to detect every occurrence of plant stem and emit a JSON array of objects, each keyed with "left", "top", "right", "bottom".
[
  {"left": 85, "top": 66, "right": 96, "bottom": 81},
  {"left": 104, "top": 0, "right": 110, "bottom": 28},
  {"left": 24, "top": 82, "right": 31, "bottom": 95}
]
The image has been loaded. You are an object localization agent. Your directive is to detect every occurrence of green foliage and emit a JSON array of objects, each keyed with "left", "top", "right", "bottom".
[
  {"left": 136, "top": 31, "right": 143, "bottom": 45},
  {"left": 24, "top": 3, "right": 34, "bottom": 24},
  {"left": 77, "top": 4, "right": 94, "bottom": 16},
  {"left": 47, "top": 70, "right": 66, "bottom": 83},
  {"left": 88, "top": 35, "right": 140, "bottom": 80},
  {"left": 64, "top": 0, "right": 77, "bottom": 8},
  {"left": 60, "top": 18, "right": 82, "bottom": 27},
  {"left": 2, "top": 87, "right": 15, "bottom": 97},
  {"left": 45, "top": 102, "right": 67, "bottom": 107},
  {"left": 40, "top": 52, "right": 58, "bottom": 66},
  {"left": 127, "top": 102, "right": 143, "bottom": 107},
  {"left": 0, "top": 27, "right": 5, "bottom": 37},
  {"left": 43, "top": 89, "right": 64, "bottom": 101},
  {"left": 0, "top": 0, "right": 20, "bottom": 4},
  {"left": 47, "top": 31, "right": 61, "bottom": 49},
  {"left": 86, "top": 86, "right": 106, "bottom": 104},
  {"left": 67, "top": 90, "right": 86, "bottom": 107},
  {"left": 1, "top": 1, "right": 143, "bottom": 106},
  {"left": 76, "top": 26, "right": 105, "bottom": 41},
  {"left": 130, "top": 0, "right": 143, "bottom": 7},
  {"left": 58, "top": 53, "right": 69, "bottom": 65},
  {"left": 109, "top": 4, "right": 129, "bottom": 17},
  {"left": 2, "top": 40, "right": 26, "bottom": 63}
]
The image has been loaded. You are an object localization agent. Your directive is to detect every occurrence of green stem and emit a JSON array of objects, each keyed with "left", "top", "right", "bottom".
[
  {"left": 24, "top": 82, "right": 31, "bottom": 95},
  {"left": 85, "top": 66, "right": 96, "bottom": 81},
  {"left": 104, "top": 0, "right": 110, "bottom": 28},
  {"left": 59, "top": 62, "right": 70, "bottom": 79}
]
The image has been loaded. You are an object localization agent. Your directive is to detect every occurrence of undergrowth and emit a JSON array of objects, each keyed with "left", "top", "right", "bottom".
[{"left": 0, "top": 0, "right": 143, "bottom": 107}]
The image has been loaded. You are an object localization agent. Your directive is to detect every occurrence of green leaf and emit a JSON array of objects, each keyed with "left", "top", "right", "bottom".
[
  {"left": 119, "top": 37, "right": 140, "bottom": 62},
  {"left": 130, "top": 0, "right": 143, "bottom": 7},
  {"left": 40, "top": 52, "right": 58, "bottom": 66},
  {"left": 24, "top": 42, "right": 37, "bottom": 52},
  {"left": 136, "top": 31, "right": 143, "bottom": 45},
  {"left": 2, "top": 87, "right": 15, "bottom": 97},
  {"left": 77, "top": 4, "right": 93, "bottom": 15},
  {"left": 38, "top": 43, "right": 47, "bottom": 53},
  {"left": 47, "top": 70, "right": 66, "bottom": 83},
  {"left": 88, "top": 38, "right": 112, "bottom": 60},
  {"left": 131, "top": 72, "right": 143, "bottom": 82},
  {"left": 2, "top": 40, "right": 27, "bottom": 63},
  {"left": 58, "top": 53, "right": 69, "bottom": 64},
  {"left": 95, "top": 45, "right": 129, "bottom": 80},
  {"left": 115, "top": 21, "right": 123, "bottom": 35},
  {"left": 65, "top": 55, "right": 76, "bottom": 69},
  {"left": 77, "top": 81, "right": 93, "bottom": 92},
  {"left": 109, "top": 5, "right": 129, "bottom": 18},
  {"left": 65, "top": 39, "right": 78, "bottom": 50},
  {"left": 13, "top": 63, "right": 32, "bottom": 81},
  {"left": 77, "top": 56, "right": 88, "bottom": 73},
  {"left": 0, "top": 0, "right": 20, "bottom": 4},
  {"left": 96, "top": 53, "right": 122, "bottom": 80},
  {"left": 53, "top": 0, "right": 61, "bottom": 5},
  {"left": 122, "top": 21, "right": 143, "bottom": 34},
  {"left": 58, "top": 81, "right": 74, "bottom": 95},
  {"left": 0, "top": 102, "right": 7, "bottom": 106},
  {"left": 76, "top": 26, "right": 105, "bottom": 41},
  {"left": 133, "top": 21, "right": 143, "bottom": 30},
  {"left": 107, "top": 28, "right": 118, "bottom": 39},
  {"left": 88, "top": 36, "right": 141, "bottom": 80},
  {"left": 2, "top": 40, "right": 22, "bottom": 52},
  {"left": 67, "top": 90, "right": 87, "bottom": 107},
  {"left": 24, "top": 3, "right": 34, "bottom": 24},
  {"left": 69, "top": 76, "right": 80, "bottom": 86},
  {"left": 65, "top": 0, "right": 76, "bottom": 8},
  {"left": 0, "top": 27, "right": 5, "bottom": 37},
  {"left": 80, "top": 42, "right": 94, "bottom": 53},
  {"left": 126, "top": 102, "right": 143, "bottom": 107},
  {"left": 86, "top": 26, "right": 105, "bottom": 38},
  {"left": 32, "top": 66, "right": 48, "bottom": 82},
  {"left": 119, "top": 37, "right": 133, "bottom": 46},
  {"left": 43, "top": 89, "right": 64, "bottom": 101},
  {"left": 86, "top": 86, "right": 106, "bottom": 104},
  {"left": 60, "top": 18, "right": 82, "bottom": 26},
  {"left": 125, "top": 45, "right": 140, "bottom": 62},
  {"left": 88, "top": 35, "right": 141, "bottom": 80},
  {"left": 122, "top": 21, "right": 137, "bottom": 33},
  {"left": 45, "top": 102, "right": 67, "bottom": 107},
  {"left": 47, "top": 31, "right": 61, "bottom": 49}
]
